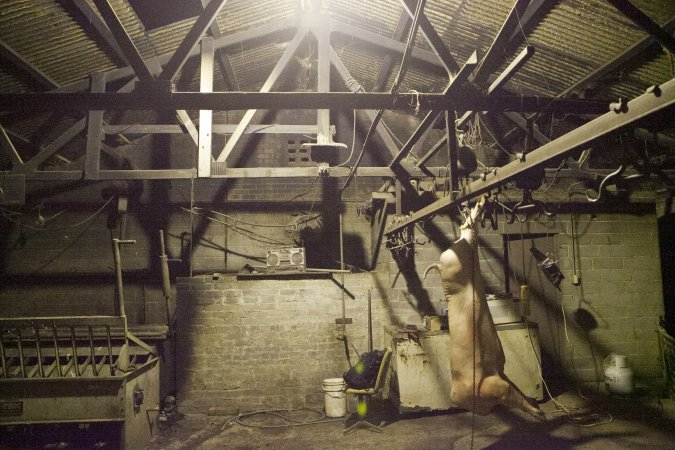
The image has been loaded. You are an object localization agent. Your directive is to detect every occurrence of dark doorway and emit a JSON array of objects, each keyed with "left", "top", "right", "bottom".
[{"left": 659, "top": 214, "right": 675, "bottom": 335}]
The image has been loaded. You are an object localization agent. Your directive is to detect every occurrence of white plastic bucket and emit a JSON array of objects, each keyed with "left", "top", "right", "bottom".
[{"left": 322, "top": 378, "right": 347, "bottom": 417}]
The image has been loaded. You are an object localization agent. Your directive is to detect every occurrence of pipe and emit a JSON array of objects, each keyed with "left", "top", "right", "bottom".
[
  {"left": 159, "top": 230, "right": 172, "bottom": 330},
  {"left": 112, "top": 238, "right": 136, "bottom": 320}
]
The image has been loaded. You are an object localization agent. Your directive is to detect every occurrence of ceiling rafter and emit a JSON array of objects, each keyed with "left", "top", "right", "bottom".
[
  {"left": 0, "top": 92, "right": 610, "bottom": 114},
  {"left": 91, "top": 0, "right": 154, "bottom": 81},
  {"left": 215, "top": 27, "right": 309, "bottom": 163},
  {"left": 159, "top": 0, "right": 229, "bottom": 81},
  {"left": 0, "top": 38, "right": 58, "bottom": 89},
  {"left": 607, "top": 0, "right": 675, "bottom": 55},
  {"left": 373, "top": 11, "right": 411, "bottom": 92},
  {"left": 72, "top": 0, "right": 128, "bottom": 65},
  {"left": 200, "top": 0, "right": 238, "bottom": 90},
  {"left": 399, "top": 0, "right": 459, "bottom": 76}
]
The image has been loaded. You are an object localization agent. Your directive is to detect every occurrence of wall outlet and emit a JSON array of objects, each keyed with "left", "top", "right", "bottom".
[{"left": 572, "top": 274, "right": 580, "bottom": 285}]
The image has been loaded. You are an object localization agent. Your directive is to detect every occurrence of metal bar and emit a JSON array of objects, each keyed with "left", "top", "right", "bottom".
[
  {"left": 0, "top": 123, "right": 24, "bottom": 167},
  {"left": 34, "top": 327, "right": 44, "bottom": 378},
  {"left": 0, "top": 92, "right": 609, "bottom": 113},
  {"left": 91, "top": 0, "right": 154, "bottom": 80},
  {"left": 399, "top": 0, "right": 459, "bottom": 75},
  {"left": 215, "top": 27, "right": 308, "bottom": 162},
  {"left": 70, "top": 326, "right": 80, "bottom": 376},
  {"left": 106, "top": 325, "right": 115, "bottom": 376},
  {"left": 374, "top": 11, "right": 411, "bottom": 92},
  {"left": 52, "top": 324, "right": 62, "bottom": 377},
  {"left": 198, "top": 36, "right": 215, "bottom": 177},
  {"left": 17, "top": 329, "right": 26, "bottom": 378},
  {"left": 473, "top": 0, "right": 531, "bottom": 85},
  {"left": 44, "top": 358, "right": 59, "bottom": 378},
  {"left": 386, "top": 77, "right": 675, "bottom": 235},
  {"left": 607, "top": 0, "right": 675, "bottom": 55},
  {"left": 159, "top": 0, "right": 229, "bottom": 81},
  {"left": 85, "top": 72, "right": 106, "bottom": 180},
  {"left": 88, "top": 326, "right": 98, "bottom": 376},
  {"left": 0, "top": 38, "right": 58, "bottom": 89}
]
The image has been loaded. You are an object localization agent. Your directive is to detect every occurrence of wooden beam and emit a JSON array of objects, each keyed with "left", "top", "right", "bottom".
[
  {"left": 607, "top": 0, "right": 675, "bottom": 55},
  {"left": 312, "top": 15, "right": 331, "bottom": 143},
  {"left": 0, "top": 92, "right": 611, "bottom": 114},
  {"left": 84, "top": 73, "right": 106, "bottom": 180},
  {"left": 329, "top": 46, "right": 401, "bottom": 157},
  {"left": 374, "top": 11, "right": 411, "bottom": 92},
  {"left": 91, "top": 0, "right": 154, "bottom": 81},
  {"left": 472, "top": 0, "right": 531, "bottom": 85},
  {"left": 0, "top": 123, "right": 24, "bottom": 167},
  {"left": 200, "top": 0, "right": 238, "bottom": 90},
  {"left": 0, "top": 38, "right": 58, "bottom": 89},
  {"left": 558, "top": 15, "right": 675, "bottom": 99},
  {"left": 198, "top": 37, "right": 215, "bottom": 177},
  {"left": 103, "top": 124, "right": 318, "bottom": 134},
  {"left": 51, "top": 18, "right": 297, "bottom": 94},
  {"left": 399, "top": 0, "right": 459, "bottom": 75},
  {"left": 457, "top": 45, "right": 535, "bottom": 128},
  {"left": 215, "top": 27, "right": 308, "bottom": 163},
  {"left": 159, "top": 0, "right": 229, "bottom": 81},
  {"left": 72, "top": 0, "right": 127, "bottom": 64},
  {"left": 331, "top": 20, "right": 440, "bottom": 68},
  {"left": 390, "top": 51, "right": 477, "bottom": 167}
]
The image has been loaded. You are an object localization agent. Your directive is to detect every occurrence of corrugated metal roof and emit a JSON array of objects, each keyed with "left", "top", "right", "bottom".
[{"left": 0, "top": 0, "right": 673, "bottom": 169}]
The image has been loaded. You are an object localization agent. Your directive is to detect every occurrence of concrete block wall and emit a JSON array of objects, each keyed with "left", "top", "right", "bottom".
[
  {"left": 379, "top": 207, "right": 665, "bottom": 388},
  {"left": 174, "top": 272, "right": 392, "bottom": 414}
]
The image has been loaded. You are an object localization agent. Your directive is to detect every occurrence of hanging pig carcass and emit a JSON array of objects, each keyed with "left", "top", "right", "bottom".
[{"left": 424, "top": 196, "right": 544, "bottom": 418}]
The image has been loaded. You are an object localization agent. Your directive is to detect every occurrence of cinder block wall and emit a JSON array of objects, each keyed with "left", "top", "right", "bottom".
[
  {"left": 173, "top": 272, "right": 391, "bottom": 414},
  {"left": 382, "top": 207, "right": 665, "bottom": 389}
]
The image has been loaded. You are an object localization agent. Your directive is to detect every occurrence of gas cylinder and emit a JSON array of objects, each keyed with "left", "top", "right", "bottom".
[{"left": 604, "top": 354, "right": 633, "bottom": 394}]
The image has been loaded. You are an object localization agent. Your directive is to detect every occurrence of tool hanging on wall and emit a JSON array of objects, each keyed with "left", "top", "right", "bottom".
[
  {"left": 530, "top": 247, "right": 564, "bottom": 289},
  {"left": 479, "top": 194, "right": 499, "bottom": 230}
]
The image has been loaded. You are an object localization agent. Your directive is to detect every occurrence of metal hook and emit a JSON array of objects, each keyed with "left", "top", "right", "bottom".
[
  {"left": 507, "top": 189, "right": 554, "bottom": 224},
  {"left": 586, "top": 164, "right": 625, "bottom": 202}
]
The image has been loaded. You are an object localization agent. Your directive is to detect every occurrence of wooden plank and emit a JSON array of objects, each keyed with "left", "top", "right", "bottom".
[{"left": 84, "top": 73, "right": 106, "bottom": 180}]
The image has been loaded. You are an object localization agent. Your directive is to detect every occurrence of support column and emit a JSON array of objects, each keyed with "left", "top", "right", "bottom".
[{"left": 198, "top": 37, "right": 214, "bottom": 177}]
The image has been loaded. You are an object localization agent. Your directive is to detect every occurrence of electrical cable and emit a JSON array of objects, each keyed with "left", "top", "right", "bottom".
[
  {"left": 0, "top": 196, "right": 114, "bottom": 232},
  {"left": 223, "top": 408, "right": 343, "bottom": 430},
  {"left": 339, "top": 0, "right": 426, "bottom": 197},
  {"left": 336, "top": 109, "right": 358, "bottom": 167}
]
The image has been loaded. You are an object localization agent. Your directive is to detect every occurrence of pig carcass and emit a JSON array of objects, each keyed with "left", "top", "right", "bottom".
[{"left": 424, "top": 196, "right": 543, "bottom": 418}]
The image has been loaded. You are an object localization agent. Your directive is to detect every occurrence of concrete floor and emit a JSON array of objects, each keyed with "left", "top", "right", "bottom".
[{"left": 146, "top": 391, "right": 675, "bottom": 450}]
